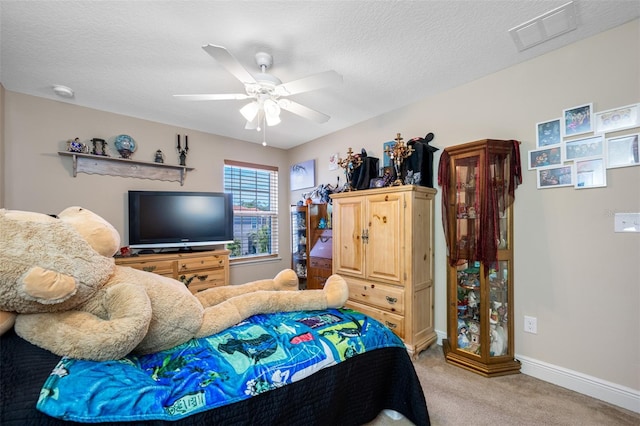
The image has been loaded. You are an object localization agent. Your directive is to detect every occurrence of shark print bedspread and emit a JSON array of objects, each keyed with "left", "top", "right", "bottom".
[{"left": 37, "top": 308, "right": 404, "bottom": 423}]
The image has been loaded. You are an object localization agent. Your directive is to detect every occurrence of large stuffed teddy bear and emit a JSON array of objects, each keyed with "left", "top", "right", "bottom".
[{"left": 0, "top": 206, "right": 349, "bottom": 361}]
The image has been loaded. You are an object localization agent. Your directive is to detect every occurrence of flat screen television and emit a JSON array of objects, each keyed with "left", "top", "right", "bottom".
[{"left": 128, "top": 190, "right": 234, "bottom": 250}]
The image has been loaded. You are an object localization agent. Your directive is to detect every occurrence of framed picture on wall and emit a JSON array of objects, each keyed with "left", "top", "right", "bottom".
[
  {"left": 528, "top": 146, "right": 563, "bottom": 169},
  {"left": 562, "top": 103, "right": 593, "bottom": 137},
  {"left": 563, "top": 135, "right": 603, "bottom": 162},
  {"left": 328, "top": 152, "right": 340, "bottom": 170},
  {"left": 594, "top": 103, "right": 640, "bottom": 134},
  {"left": 290, "top": 159, "right": 315, "bottom": 190},
  {"left": 536, "top": 165, "right": 574, "bottom": 189},
  {"left": 574, "top": 157, "right": 607, "bottom": 189},
  {"left": 606, "top": 134, "right": 639, "bottom": 169},
  {"left": 382, "top": 141, "right": 395, "bottom": 167},
  {"left": 536, "top": 118, "right": 562, "bottom": 147}
]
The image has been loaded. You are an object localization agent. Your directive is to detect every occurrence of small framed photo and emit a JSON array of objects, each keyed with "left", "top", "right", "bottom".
[
  {"left": 528, "top": 146, "right": 562, "bottom": 169},
  {"left": 536, "top": 118, "right": 562, "bottom": 147},
  {"left": 563, "top": 135, "right": 603, "bottom": 162},
  {"left": 328, "top": 152, "right": 339, "bottom": 170},
  {"left": 606, "top": 134, "right": 639, "bottom": 169},
  {"left": 290, "top": 159, "right": 315, "bottom": 191},
  {"left": 562, "top": 103, "right": 593, "bottom": 137},
  {"left": 574, "top": 157, "right": 607, "bottom": 189},
  {"left": 594, "top": 103, "right": 640, "bottom": 134},
  {"left": 537, "top": 165, "right": 574, "bottom": 189},
  {"left": 382, "top": 141, "right": 395, "bottom": 167}
]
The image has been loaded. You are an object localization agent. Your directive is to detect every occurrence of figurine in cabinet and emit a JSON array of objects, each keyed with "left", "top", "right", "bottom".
[
  {"left": 458, "top": 325, "right": 470, "bottom": 349},
  {"left": 490, "top": 323, "right": 507, "bottom": 356},
  {"left": 467, "top": 290, "right": 479, "bottom": 319}
]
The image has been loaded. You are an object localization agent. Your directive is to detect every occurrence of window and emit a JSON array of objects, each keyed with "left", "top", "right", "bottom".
[{"left": 224, "top": 160, "right": 279, "bottom": 260}]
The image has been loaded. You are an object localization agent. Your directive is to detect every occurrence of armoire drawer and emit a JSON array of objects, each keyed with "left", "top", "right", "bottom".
[
  {"left": 345, "top": 300, "right": 405, "bottom": 339},
  {"left": 346, "top": 280, "right": 405, "bottom": 315}
]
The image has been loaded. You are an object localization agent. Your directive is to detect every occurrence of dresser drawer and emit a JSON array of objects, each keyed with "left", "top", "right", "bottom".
[
  {"left": 116, "top": 250, "right": 229, "bottom": 292},
  {"left": 180, "top": 268, "right": 227, "bottom": 293},
  {"left": 309, "top": 257, "right": 332, "bottom": 270},
  {"left": 346, "top": 280, "right": 405, "bottom": 315},
  {"left": 345, "top": 300, "right": 405, "bottom": 339},
  {"left": 122, "top": 260, "right": 175, "bottom": 276},
  {"left": 177, "top": 256, "right": 227, "bottom": 273}
]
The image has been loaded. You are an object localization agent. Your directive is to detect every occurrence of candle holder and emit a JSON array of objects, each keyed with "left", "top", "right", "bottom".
[
  {"left": 177, "top": 134, "right": 189, "bottom": 166},
  {"left": 384, "top": 133, "right": 414, "bottom": 185},
  {"left": 337, "top": 147, "right": 363, "bottom": 191}
]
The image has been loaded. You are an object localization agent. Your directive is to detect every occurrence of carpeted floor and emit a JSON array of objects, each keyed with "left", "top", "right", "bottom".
[{"left": 368, "top": 344, "right": 640, "bottom": 426}]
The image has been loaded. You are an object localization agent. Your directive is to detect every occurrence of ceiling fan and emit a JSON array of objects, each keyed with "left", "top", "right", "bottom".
[{"left": 174, "top": 44, "right": 343, "bottom": 130}]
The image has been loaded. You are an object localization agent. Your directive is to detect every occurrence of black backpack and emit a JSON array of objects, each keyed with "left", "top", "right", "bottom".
[{"left": 403, "top": 133, "right": 439, "bottom": 188}]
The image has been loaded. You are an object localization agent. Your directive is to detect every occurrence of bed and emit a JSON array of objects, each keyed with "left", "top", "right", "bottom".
[{"left": 0, "top": 308, "right": 430, "bottom": 425}]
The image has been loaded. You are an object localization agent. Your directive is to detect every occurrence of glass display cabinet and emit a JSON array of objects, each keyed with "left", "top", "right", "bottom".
[
  {"left": 439, "top": 139, "right": 522, "bottom": 377},
  {"left": 291, "top": 205, "right": 309, "bottom": 289},
  {"left": 307, "top": 203, "right": 332, "bottom": 290}
]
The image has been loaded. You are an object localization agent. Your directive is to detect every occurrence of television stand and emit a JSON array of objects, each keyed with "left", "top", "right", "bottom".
[{"left": 115, "top": 250, "right": 230, "bottom": 294}]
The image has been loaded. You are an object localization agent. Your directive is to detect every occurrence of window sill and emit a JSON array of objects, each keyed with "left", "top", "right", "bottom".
[{"left": 229, "top": 255, "right": 283, "bottom": 266}]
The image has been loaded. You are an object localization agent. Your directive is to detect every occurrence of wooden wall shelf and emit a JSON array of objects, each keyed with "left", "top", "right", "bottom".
[{"left": 58, "top": 152, "right": 194, "bottom": 186}]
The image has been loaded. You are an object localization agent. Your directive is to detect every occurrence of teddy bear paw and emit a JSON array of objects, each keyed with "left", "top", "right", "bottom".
[
  {"left": 323, "top": 274, "right": 349, "bottom": 308},
  {"left": 273, "top": 269, "right": 300, "bottom": 291}
]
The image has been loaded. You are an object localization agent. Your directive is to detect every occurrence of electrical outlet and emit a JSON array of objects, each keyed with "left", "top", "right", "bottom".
[{"left": 524, "top": 316, "right": 538, "bottom": 334}]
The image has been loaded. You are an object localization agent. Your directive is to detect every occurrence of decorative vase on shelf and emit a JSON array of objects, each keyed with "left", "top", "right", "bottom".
[{"left": 114, "top": 134, "right": 137, "bottom": 159}]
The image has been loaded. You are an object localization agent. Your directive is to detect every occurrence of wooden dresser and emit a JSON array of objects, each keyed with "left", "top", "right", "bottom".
[
  {"left": 115, "top": 250, "right": 229, "bottom": 294},
  {"left": 331, "top": 185, "right": 436, "bottom": 359}
]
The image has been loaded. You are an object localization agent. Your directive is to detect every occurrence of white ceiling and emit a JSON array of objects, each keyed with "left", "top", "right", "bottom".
[{"left": 1, "top": 1, "right": 638, "bottom": 149}]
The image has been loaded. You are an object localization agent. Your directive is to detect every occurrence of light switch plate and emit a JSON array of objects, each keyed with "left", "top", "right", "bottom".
[{"left": 614, "top": 213, "right": 640, "bottom": 233}]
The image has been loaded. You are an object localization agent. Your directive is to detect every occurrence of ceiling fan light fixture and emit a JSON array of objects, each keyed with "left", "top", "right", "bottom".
[
  {"left": 240, "top": 101, "right": 260, "bottom": 122},
  {"left": 264, "top": 99, "right": 281, "bottom": 126}
]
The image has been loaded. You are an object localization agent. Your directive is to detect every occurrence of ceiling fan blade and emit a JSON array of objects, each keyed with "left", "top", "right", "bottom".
[
  {"left": 173, "top": 93, "right": 251, "bottom": 101},
  {"left": 202, "top": 44, "right": 257, "bottom": 85},
  {"left": 278, "top": 99, "right": 330, "bottom": 123},
  {"left": 274, "top": 70, "right": 342, "bottom": 97}
]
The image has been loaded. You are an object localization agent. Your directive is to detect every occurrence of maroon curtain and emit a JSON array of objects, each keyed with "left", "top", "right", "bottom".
[{"left": 439, "top": 140, "right": 521, "bottom": 270}]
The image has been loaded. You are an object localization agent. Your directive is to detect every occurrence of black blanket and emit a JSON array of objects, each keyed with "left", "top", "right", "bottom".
[{"left": 0, "top": 328, "right": 429, "bottom": 425}]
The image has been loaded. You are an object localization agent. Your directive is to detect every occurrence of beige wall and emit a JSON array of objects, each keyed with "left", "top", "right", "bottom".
[
  {"left": 1, "top": 83, "right": 5, "bottom": 208},
  {"left": 2, "top": 92, "right": 292, "bottom": 285},
  {"left": 2, "top": 20, "right": 639, "bottom": 396},
  {"left": 288, "top": 20, "right": 640, "bottom": 391}
]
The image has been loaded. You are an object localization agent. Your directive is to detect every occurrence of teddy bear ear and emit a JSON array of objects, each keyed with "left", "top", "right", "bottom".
[
  {"left": 58, "top": 207, "right": 121, "bottom": 257},
  {"left": 20, "top": 266, "right": 77, "bottom": 304}
]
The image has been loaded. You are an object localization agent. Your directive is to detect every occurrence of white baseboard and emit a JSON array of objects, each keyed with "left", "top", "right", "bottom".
[
  {"left": 516, "top": 353, "right": 640, "bottom": 414},
  {"left": 433, "top": 330, "right": 639, "bottom": 413}
]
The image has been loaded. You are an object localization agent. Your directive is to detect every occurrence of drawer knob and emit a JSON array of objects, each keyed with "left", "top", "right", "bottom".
[
  {"left": 386, "top": 296, "right": 397, "bottom": 304},
  {"left": 143, "top": 266, "right": 156, "bottom": 272},
  {"left": 197, "top": 275, "right": 208, "bottom": 281},
  {"left": 385, "top": 321, "right": 397, "bottom": 329}
]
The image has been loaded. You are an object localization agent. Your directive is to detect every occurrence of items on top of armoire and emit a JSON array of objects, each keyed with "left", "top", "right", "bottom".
[
  {"left": 337, "top": 147, "right": 365, "bottom": 191},
  {"left": 403, "top": 132, "right": 440, "bottom": 187},
  {"left": 335, "top": 132, "right": 439, "bottom": 192}
]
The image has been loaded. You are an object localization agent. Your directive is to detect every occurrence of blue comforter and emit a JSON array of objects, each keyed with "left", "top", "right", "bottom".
[{"left": 37, "top": 308, "right": 404, "bottom": 423}]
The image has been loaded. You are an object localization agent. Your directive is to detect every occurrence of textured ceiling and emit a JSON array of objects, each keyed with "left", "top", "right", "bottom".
[{"left": 1, "top": 1, "right": 638, "bottom": 149}]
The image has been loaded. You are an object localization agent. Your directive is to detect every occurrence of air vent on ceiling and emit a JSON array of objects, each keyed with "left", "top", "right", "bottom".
[{"left": 509, "top": 1, "right": 577, "bottom": 51}]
